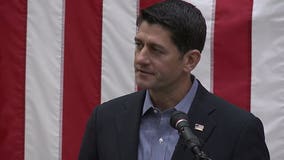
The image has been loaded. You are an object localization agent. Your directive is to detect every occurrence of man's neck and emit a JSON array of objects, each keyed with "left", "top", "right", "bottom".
[{"left": 149, "top": 78, "right": 192, "bottom": 111}]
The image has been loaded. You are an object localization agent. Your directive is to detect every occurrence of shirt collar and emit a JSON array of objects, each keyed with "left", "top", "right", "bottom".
[{"left": 142, "top": 77, "right": 199, "bottom": 115}]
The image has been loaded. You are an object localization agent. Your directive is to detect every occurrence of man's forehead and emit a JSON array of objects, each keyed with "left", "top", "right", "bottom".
[{"left": 135, "top": 22, "right": 172, "bottom": 43}]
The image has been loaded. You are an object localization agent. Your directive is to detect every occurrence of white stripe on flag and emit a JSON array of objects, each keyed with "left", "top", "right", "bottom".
[
  {"left": 25, "top": 0, "right": 64, "bottom": 159},
  {"left": 251, "top": 0, "right": 284, "bottom": 159},
  {"left": 190, "top": 0, "right": 215, "bottom": 91},
  {"left": 101, "top": 0, "right": 138, "bottom": 102}
]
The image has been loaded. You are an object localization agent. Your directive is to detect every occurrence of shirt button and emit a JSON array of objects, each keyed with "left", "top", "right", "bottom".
[
  {"left": 153, "top": 109, "right": 158, "bottom": 114},
  {"left": 159, "top": 138, "right": 164, "bottom": 144}
]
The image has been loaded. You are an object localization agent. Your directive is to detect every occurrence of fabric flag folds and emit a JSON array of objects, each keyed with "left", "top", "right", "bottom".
[{"left": 1, "top": 0, "right": 284, "bottom": 160}]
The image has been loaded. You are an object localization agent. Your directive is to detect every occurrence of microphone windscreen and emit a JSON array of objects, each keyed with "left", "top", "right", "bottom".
[{"left": 170, "top": 110, "right": 189, "bottom": 129}]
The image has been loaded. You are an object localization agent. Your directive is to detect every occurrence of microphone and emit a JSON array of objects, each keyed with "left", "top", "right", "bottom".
[{"left": 170, "top": 111, "right": 211, "bottom": 160}]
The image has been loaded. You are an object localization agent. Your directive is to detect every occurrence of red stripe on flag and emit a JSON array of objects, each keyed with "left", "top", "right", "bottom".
[
  {"left": 140, "top": 0, "right": 162, "bottom": 9},
  {"left": 62, "top": 0, "right": 103, "bottom": 159},
  {"left": 213, "top": 0, "right": 253, "bottom": 111},
  {"left": 0, "top": 1, "right": 27, "bottom": 159}
]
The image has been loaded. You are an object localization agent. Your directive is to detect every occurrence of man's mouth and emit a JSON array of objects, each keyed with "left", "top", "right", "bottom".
[{"left": 136, "top": 68, "right": 153, "bottom": 75}]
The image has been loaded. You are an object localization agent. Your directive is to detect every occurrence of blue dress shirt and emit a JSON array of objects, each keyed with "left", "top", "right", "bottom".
[{"left": 138, "top": 78, "right": 198, "bottom": 160}]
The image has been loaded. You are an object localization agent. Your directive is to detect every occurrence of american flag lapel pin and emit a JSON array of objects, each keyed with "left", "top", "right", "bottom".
[{"left": 194, "top": 123, "right": 204, "bottom": 132}]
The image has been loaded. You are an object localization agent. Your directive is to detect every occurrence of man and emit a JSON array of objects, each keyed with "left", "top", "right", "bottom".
[{"left": 79, "top": 0, "right": 270, "bottom": 160}]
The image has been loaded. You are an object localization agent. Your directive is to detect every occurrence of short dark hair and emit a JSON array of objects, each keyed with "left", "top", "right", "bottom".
[{"left": 137, "top": 0, "right": 207, "bottom": 54}]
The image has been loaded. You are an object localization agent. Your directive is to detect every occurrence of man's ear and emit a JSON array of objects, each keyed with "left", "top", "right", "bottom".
[{"left": 183, "top": 49, "right": 201, "bottom": 72}]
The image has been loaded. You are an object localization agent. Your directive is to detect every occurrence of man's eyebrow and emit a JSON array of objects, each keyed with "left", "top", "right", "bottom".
[{"left": 134, "top": 37, "right": 141, "bottom": 42}]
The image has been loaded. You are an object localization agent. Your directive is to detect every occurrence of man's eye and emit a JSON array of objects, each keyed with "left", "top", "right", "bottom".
[
  {"left": 135, "top": 42, "right": 143, "bottom": 50},
  {"left": 152, "top": 47, "right": 160, "bottom": 52},
  {"left": 151, "top": 46, "right": 163, "bottom": 54}
]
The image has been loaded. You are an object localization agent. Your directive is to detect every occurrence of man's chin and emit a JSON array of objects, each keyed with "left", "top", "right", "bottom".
[
  {"left": 135, "top": 81, "right": 152, "bottom": 90},
  {"left": 136, "top": 84, "right": 147, "bottom": 90}
]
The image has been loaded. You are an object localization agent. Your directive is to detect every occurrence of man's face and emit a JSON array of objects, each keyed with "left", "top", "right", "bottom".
[{"left": 134, "top": 21, "right": 188, "bottom": 91}]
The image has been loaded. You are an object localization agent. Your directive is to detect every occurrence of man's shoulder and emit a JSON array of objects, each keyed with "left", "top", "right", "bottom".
[
  {"left": 94, "top": 90, "right": 146, "bottom": 113},
  {"left": 210, "top": 93, "right": 255, "bottom": 120},
  {"left": 196, "top": 82, "right": 257, "bottom": 122}
]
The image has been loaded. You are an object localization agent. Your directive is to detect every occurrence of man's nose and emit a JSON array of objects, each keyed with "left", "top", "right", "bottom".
[{"left": 135, "top": 46, "right": 150, "bottom": 64}]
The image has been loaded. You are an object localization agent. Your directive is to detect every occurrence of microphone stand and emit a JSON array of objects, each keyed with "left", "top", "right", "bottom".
[
  {"left": 185, "top": 143, "right": 212, "bottom": 160},
  {"left": 193, "top": 150, "right": 212, "bottom": 160}
]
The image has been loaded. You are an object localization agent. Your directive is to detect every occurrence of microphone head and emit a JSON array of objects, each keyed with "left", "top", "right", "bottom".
[
  {"left": 170, "top": 110, "right": 190, "bottom": 130},
  {"left": 170, "top": 110, "right": 203, "bottom": 153}
]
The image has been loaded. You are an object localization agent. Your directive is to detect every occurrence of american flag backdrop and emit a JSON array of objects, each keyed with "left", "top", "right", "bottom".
[{"left": 1, "top": 0, "right": 284, "bottom": 160}]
